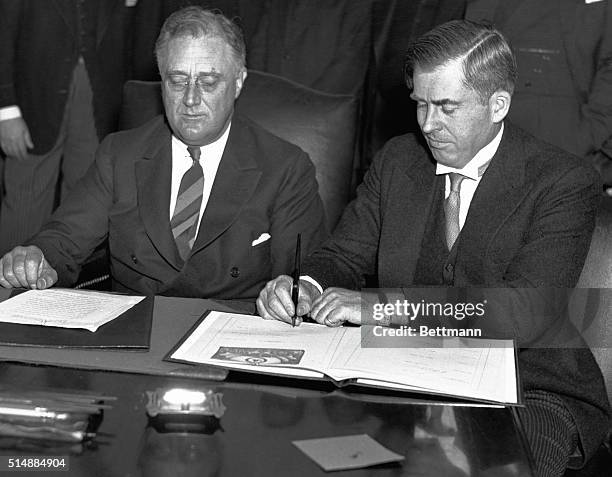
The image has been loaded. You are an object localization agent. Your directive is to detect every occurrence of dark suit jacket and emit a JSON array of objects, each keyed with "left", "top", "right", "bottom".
[
  {"left": 31, "top": 114, "right": 327, "bottom": 300},
  {"left": 304, "top": 123, "right": 610, "bottom": 465},
  {"left": 0, "top": 0, "right": 135, "bottom": 154}
]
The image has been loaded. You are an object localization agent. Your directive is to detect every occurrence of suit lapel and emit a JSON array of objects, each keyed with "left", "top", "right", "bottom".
[
  {"left": 96, "top": 0, "right": 118, "bottom": 47},
  {"left": 385, "top": 148, "right": 440, "bottom": 285},
  {"left": 52, "top": 0, "right": 76, "bottom": 40},
  {"left": 557, "top": 0, "right": 586, "bottom": 96},
  {"left": 458, "top": 124, "right": 526, "bottom": 258},
  {"left": 135, "top": 121, "right": 183, "bottom": 270},
  {"left": 191, "top": 118, "right": 262, "bottom": 253},
  {"left": 558, "top": 0, "right": 577, "bottom": 48},
  {"left": 493, "top": 0, "right": 524, "bottom": 30}
]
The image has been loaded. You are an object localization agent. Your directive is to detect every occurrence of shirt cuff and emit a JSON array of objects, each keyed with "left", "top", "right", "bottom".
[
  {"left": 0, "top": 106, "right": 22, "bottom": 121},
  {"left": 299, "top": 275, "right": 323, "bottom": 294}
]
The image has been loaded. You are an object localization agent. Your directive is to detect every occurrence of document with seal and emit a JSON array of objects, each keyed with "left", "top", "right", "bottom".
[{"left": 167, "top": 311, "right": 519, "bottom": 405}]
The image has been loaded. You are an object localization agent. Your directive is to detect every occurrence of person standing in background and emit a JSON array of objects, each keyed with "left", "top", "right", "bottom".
[
  {"left": 466, "top": 0, "right": 612, "bottom": 188},
  {"left": 0, "top": 0, "right": 136, "bottom": 254}
]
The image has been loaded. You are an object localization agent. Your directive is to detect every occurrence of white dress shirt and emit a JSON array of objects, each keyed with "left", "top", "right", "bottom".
[
  {"left": 169, "top": 123, "right": 231, "bottom": 238},
  {"left": 436, "top": 123, "right": 504, "bottom": 230},
  {"left": 0, "top": 106, "right": 22, "bottom": 121}
]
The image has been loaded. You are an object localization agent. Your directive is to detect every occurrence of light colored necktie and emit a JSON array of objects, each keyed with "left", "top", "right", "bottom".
[
  {"left": 444, "top": 172, "right": 466, "bottom": 251},
  {"left": 170, "top": 146, "right": 204, "bottom": 260}
]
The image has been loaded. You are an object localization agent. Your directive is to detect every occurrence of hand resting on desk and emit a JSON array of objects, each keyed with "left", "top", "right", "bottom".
[
  {"left": 0, "top": 245, "right": 58, "bottom": 289},
  {"left": 257, "top": 274, "right": 361, "bottom": 327}
]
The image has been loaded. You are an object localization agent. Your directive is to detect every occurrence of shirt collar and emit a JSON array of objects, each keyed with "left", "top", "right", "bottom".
[
  {"left": 436, "top": 122, "right": 504, "bottom": 180},
  {"left": 171, "top": 121, "right": 232, "bottom": 161}
]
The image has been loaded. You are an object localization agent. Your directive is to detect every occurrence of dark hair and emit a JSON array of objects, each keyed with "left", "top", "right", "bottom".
[
  {"left": 404, "top": 20, "right": 517, "bottom": 102},
  {"left": 155, "top": 6, "right": 246, "bottom": 73}
]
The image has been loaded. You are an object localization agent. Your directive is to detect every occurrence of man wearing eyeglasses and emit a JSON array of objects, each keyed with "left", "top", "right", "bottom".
[{"left": 0, "top": 6, "right": 326, "bottom": 299}]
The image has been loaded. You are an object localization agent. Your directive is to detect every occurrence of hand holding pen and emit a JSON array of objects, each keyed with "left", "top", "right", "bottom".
[{"left": 256, "top": 234, "right": 322, "bottom": 325}]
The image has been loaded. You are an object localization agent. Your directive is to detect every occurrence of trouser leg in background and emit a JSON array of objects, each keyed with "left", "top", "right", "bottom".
[
  {"left": 0, "top": 127, "right": 64, "bottom": 255},
  {"left": 0, "top": 59, "right": 98, "bottom": 255},
  {"left": 60, "top": 59, "right": 98, "bottom": 200}
]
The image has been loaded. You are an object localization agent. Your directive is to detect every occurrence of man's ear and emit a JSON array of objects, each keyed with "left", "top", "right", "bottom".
[
  {"left": 489, "top": 89, "right": 511, "bottom": 123},
  {"left": 235, "top": 69, "right": 247, "bottom": 99}
]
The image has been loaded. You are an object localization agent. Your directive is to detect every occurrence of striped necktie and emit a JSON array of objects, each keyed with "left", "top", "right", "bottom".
[
  {"left": 171, "top": 146, "right": 204, "bottom": 261},
  {"left": 444, "top": 172, "right": 466, "bottom": 251},
  {"left": 443, "top": 160, "right": 492, "bottom": 251}
]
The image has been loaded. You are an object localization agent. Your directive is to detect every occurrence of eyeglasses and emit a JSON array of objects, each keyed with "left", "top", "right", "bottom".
[{"left": 164, "top": 74, "right": 220, "bottom": 93}]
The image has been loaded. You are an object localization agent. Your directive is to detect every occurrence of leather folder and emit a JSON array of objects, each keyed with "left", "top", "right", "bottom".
[{"left": 0, "top": 292, "right": 153, "bottom": 350}]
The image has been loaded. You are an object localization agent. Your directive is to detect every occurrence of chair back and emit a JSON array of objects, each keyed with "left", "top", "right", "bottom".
[
  {"left": 119, "top": 70, "right": 358, "bottom": 231},
  {"left": 574, "top": 197, "right": 612, "bottom": 401}
]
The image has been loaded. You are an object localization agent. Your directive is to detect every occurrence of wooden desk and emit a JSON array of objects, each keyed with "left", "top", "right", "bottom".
[{"left": 0, "top": 291, "right": 534, "bottom": 476}]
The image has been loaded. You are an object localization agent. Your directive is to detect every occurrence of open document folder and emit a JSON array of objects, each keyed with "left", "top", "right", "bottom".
[{"left": 167, "top": 311, "right": 519, "bottom": 405}]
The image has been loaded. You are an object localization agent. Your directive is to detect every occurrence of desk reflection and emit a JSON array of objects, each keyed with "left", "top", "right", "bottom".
[
  {"left": 138, "top": 418, "right": 224, "bottom": 477},
  {"left": 0, "top": 363, "right": 533, "bottom": 476}
]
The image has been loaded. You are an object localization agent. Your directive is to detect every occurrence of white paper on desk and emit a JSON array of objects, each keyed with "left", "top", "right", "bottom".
[
  {"left": 0, "top": 289, "right": 145, "bottom": 332},
  {"left": 327, "top": 331, "right": 517, "bottom": 404},
  {"left": 292, "top": 434, "right": 404, "bottom": 471}
]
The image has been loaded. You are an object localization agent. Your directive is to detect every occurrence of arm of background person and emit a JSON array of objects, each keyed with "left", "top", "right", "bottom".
[
  {"left": 0, "top": 0, "right": 20, "bottom": 111},
  {"left": 0, "top": 0, "right": 33, "bottom": 159}
]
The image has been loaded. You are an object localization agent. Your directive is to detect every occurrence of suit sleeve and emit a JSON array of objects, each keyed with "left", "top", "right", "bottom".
[
  {"left": 28, "top": 135, "right": 116, "bottom": 286},
  {"left": 467, "top": 162, "right": 601, "bottom": 345},
  {"left": 0, "top": 0, "right": 21, "bottom": 108},
  {"left": 302, "top": 141, "right": 386, "bottom": 289},
  {"left": 503, "top": 166, "right": 599, "bottom": 288},
  {"left": 269, "top": 150, "right": 328, "bottom": 277}
]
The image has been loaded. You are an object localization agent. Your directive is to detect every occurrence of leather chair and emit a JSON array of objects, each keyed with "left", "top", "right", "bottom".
[
  {"left": 564, "top": 197, "right": 612, "bottom": 476},
  {"left": 573, "top": 197, "right": 612, "bottom": 401},
  {"left": 76, "top": 70, "right": 358, "bottom": 289}
]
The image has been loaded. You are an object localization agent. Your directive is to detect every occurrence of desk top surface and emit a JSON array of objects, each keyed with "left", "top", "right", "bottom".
[
  {"left": 0, "top": 290, "right": 533, "bottom": 476},
  {"left": 0, "top": 363, "right": 533, "bottom": 477}
]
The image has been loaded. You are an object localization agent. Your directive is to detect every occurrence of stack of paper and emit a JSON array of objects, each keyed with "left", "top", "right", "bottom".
[{"left": 0, "top": 289, "right": 145, "bottom": 332}]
